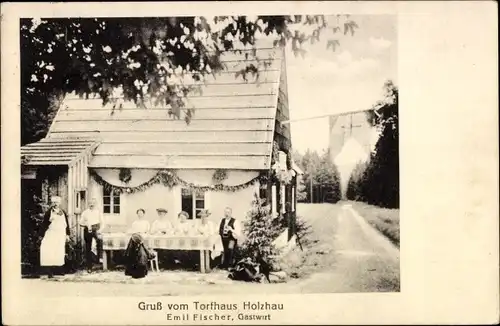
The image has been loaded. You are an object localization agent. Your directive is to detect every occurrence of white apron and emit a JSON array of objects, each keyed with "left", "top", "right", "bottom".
[{"left": 40, "top": 210, "right": 67, "bottom": 266}]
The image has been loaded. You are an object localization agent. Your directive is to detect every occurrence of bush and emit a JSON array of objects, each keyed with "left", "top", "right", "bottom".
[
  {"left": 295, "top": 215, "right": 312, "bottom": 246},
  {"left": 21, "top": 194, "right": 47, "bottom": 274},
  {"left": 65, "top": 232, "right": 85, "bottom": 272},
  {"left": 240, "top": 194, "right": 283, "bottom": 270}
]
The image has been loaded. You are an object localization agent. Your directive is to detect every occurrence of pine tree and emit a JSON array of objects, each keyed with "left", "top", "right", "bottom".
[
  {"left": 346, "top": 160, "right": 369, "bottom": 201},
  {"left": 241, "top": 193, "right": 282, "bottom": 266},
  {"left": 314, "top": 149, "right": 342, "bottom": 203},
  {"left": 358, "top": 80, "right": 399, "bottom": 208}
]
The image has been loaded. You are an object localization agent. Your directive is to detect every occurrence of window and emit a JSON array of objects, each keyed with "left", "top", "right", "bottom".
[
  {"left": 103, "top": 188, "right": 120, "bottom": 214},
  {"left": 181, "top": 188, "right": 205, "bottom": 219},
  {"left": 75, "top": 190, "right": 86, "bottom": 213}
]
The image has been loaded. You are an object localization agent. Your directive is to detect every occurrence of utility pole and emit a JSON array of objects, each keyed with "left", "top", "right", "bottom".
[
  {"left": 309, "top": 161, "right": 314, "bottom": 204},
  {"left": 310, "top": 171, "right": 313, "bottom": 203}
]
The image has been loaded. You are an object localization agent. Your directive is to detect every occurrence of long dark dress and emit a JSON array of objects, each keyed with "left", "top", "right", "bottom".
[{"left": 124, "top": 233, "right": 155, "bottom": 279}]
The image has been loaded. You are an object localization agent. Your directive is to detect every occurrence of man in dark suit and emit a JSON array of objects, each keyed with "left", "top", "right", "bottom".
[{"left": 218, "top": 207, "right": 241, "bottom": 269}]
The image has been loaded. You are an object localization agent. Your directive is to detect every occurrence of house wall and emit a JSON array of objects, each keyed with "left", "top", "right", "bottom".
[{"left": 87, "top": 168, "right": 260, "bottom": 234}]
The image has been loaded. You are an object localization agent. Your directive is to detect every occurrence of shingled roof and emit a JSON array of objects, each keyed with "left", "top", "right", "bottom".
[
  {"left": 21, "top": 138, "right": 99, "bottom": 166},
  {"left": 34, "top": 47, "right": 285, "bottom": 170}
]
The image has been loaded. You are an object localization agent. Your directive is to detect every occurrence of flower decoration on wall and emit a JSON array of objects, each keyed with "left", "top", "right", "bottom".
[
  {"left": 275, "top": 169, "right": 294, "bottom": 185},
  {"left": 90, "top": 169, "right": 266, "bottom": 194},
  {"left": 118, "top": 168, "right": 132, "bottom": 184},
  {"left": 212, "top": 169, "right": 228, "bottom": 184}
]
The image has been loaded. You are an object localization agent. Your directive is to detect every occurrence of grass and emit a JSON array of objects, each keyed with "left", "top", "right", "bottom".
[
  {"left": 278, "top": 241, "right": 336, "bottom": 279},
  {"left": 276, "top": 213, "right": 338, "bottom": 279},
  {"left": 348, "top": 201, "right": 400, "bottom": 247}
]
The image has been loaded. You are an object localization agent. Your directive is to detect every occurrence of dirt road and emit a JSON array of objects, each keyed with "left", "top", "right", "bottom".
[
  {"left": 296, "top": 203, "right": 400, "bottom": 293},
  {"left": 18, "top": 203, "right": 399, "bottom": 296}
]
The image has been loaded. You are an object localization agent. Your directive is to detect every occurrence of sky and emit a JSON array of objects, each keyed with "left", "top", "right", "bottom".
[{"left": 284, "top": 15, "right": 398, "bottom": 154}]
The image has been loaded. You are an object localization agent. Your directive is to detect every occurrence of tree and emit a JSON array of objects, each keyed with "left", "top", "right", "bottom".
[
  {"left": 346, "top": 160, "right": 369, "bottom": 201},
  {"left": 241, "top": 193, "right": 283, "bottom": 269},
  {"left": 349, "top": 81, "right": 399, "bottom": 208},
  {"left": 21, "top": 15, "right": 359, "bottom": 145},
  {"left": 21, "top": 193, "right": 47, "bottom": 274},
  {"left": 297, "top": 149, "right": 321, "bottom": 202},
  {"left": 295, "top": 175, "right": 308, "bottom": 202},
  {"left": 314, "top": 149, "right": 342, "bottom": 203},
  {"left": 293, "top": 149, "right": 341, "bottom": 203}
]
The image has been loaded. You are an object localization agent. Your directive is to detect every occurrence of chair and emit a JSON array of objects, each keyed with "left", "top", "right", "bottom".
[{"left": 150, "top": 250, "right": 159, "bottom": 272}]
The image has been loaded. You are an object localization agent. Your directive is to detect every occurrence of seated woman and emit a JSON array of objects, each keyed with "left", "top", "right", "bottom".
[
  {"left": 196, "top": 209, "right": 216, "bottom": 236},
  {"left": 127, "top": 208, "right": 150, "bottom": 235},
  {"left": 173, "top": 211, "right": 194, "bottom": 236},
  {"left": 150, "top": 208, "right": 174, "bottom": 235}
]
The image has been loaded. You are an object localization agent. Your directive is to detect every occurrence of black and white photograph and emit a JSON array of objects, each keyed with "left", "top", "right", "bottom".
[
  {"left": 19, "top": 13, "right": 399, "bottom": 295},
  {"left": 2, "top": 2, "right": 498, "bottom": 325}
]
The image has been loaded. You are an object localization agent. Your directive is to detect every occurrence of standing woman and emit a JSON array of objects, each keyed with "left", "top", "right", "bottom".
[{"left": 39, "top": 196, "right": 70, "bottom": 278}]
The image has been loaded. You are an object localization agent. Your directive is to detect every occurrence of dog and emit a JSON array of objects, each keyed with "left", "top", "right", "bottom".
[{"left": 255, "top": 254, "right": 271, "bottom": 283}]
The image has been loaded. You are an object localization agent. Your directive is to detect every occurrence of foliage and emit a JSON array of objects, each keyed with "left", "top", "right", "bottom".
[
  {"left": 274, "top": 169, "right": 294, "bottom": 185},
  {"left": 346, "top": 160, "right": 370, "bottom": 201},
  {"left": 271, "top": 141, "right": 281, "bottom": 166},
  {"left": 118, "top": 168, "right": 132, "bottom": 184},
  {"left": 348, "top": 201, "right": 400, "bottom": 247},
  {"left": 295, "top": 215, "right": 312, "bottom": 244},
  {"left": 91, "top": 169, "right": 264, "bottom": 194},
  {"left": 241, "top": 194, "right": 283, "bottom": 269},
  {"left": 315, "top": 150, "right": 342, "bottom": 203},
  {"left": 295, "top": 175, "right": 308, "bottom": 202},
  {"left": 347, "top": 81, "right": 399, "bottom": 208},
  {"left": 65, "top": 231, "right": 85, "bottom": 271},
  {"left": 21, "top": 15, "right": 358, "bottom": 145},
  {"left": 21, "top": 194, "right": 47, "bottom": 273},
  {"left": 294, "top": 149, "right": 341, "bottom": 203},
  {"left": 212, "top": 169, "right": 228, "bottom": 184}
]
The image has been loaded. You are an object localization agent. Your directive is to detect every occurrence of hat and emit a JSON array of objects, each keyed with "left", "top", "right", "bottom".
[
  {"left": 198, "top": 209, "right": 211, "bottom": 218},
  {"left": 178, "top": 211, "right": 189, "bottom": 218},
  {"left": 50, "top": 196, "right": 62, "bottom": 204},
  {"left": 156, "top": 208, "right": 168, "bottom": 214}
]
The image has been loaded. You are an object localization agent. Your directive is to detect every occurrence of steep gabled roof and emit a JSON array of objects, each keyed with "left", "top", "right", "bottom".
[{"left": 44, "top": 48, "right": 284, "bottom": 170}]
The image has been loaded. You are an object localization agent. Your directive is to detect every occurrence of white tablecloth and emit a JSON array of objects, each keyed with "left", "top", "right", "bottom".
[{"left": 102, "top": 233, "right": 216, "bottom": 251}]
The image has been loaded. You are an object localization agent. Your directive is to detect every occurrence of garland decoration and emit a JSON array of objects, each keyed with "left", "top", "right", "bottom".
[
  {"left": 90, "top": 169, "right": 177, "bottom": 194},
  {"left": 286, "top": 149, "right": 293, "bottom": 170},
  {"left": 90, "top": 169, "right": 266, "bottom": 194},
  {"left": 271, "top": 141, "right": 280, "bottom": 165},
  {"left": 275, "top": 169, "right": 294, "bottom": 185},
  {"left": 118, "top": 168, "right": 132, "bottom": 184},
  {"left": 212, "top": 169, "right": 228, "bottom": 184}
]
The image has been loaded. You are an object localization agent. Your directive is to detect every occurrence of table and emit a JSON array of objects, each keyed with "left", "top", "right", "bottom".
[{"left": 101, "top": 233, "right": 214, "bottom": 273}]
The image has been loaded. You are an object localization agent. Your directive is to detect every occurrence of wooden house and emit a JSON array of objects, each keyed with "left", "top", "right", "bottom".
[{"left": 21, "top": 47, "right": 301, "bottom": 254}]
